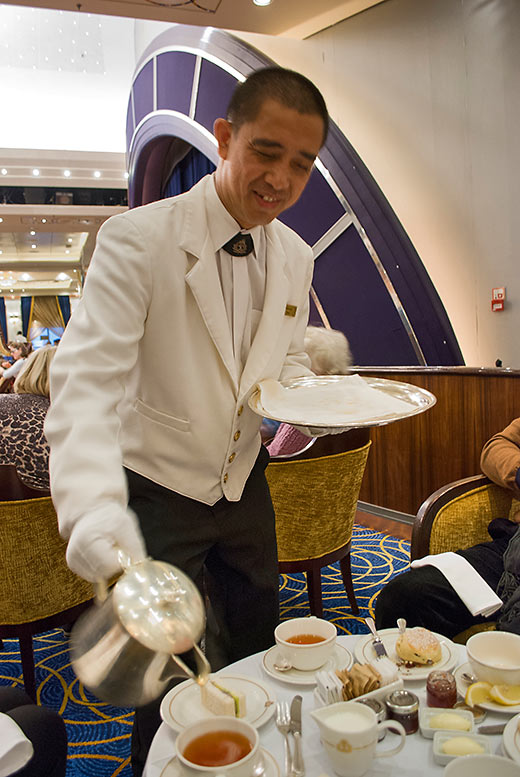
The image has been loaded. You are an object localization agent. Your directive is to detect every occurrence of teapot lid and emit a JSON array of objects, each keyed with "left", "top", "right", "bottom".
[{"left": 112, "top": 558, "right": 205, "bottom": 654}]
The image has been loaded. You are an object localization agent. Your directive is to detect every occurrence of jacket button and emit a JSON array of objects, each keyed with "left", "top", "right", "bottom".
[
  {"left": 228, "top": 452, "right": 236, "bottom": 463},
  {"left": 234, "top": 430, "right": 241, "bottom": 441},
  {"left": 223, "top": 473, "right": 228, "bottom": 483},
  {"left": 237, "top": 405, "right": 244, "bottom": 416}
]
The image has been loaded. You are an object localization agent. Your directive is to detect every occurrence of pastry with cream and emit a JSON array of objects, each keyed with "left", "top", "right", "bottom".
[{"left": 395, "top": 626, "right": 442, "bottom": 665}]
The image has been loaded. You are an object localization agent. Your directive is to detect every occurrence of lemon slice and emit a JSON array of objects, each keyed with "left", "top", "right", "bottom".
[
  {"left": 465, "top": 681, "right": 493, "bottom": 706},
  {"left": 489, "top": 684, "right": 520, "bottom": 706}
]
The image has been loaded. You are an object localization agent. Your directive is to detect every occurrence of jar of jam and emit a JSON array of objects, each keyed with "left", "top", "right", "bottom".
[
  {"left": 426, "top": 670, "right": 457, "bottom": 708},
  {"left": 385, "top": 689, "right": 419, "bottom": 734},
  {"left": 358, "top": 698, "right": 387, "bottom": 740}
]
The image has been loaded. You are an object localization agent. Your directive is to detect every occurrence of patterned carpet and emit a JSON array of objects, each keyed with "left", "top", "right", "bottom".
[{"left": 0, "top": 524, "right": 410, "bottom": 776}]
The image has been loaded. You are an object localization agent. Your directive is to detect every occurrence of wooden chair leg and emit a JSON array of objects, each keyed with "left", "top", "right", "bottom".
[
  {"left": 339, "top": 555, "right": 359, "bottom": 615},
  {"left": 306, "top": 569, "right": 324, "bottom": 618},
  {"left": 19, "top": 636, "right": 37, "bottom": 702}
]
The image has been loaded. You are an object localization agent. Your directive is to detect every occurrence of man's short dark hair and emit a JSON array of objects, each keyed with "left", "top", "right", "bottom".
[{"left": 226, "top": 67, "right": 329, "bottom": 146}]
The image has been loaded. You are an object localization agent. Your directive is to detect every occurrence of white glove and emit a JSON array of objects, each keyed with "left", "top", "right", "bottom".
[
  {"left": 65, "top": 503, "right": 147, "bottom": 583},
  {"left": 292, "top": 425, "right": 352, "bottom": 437}
]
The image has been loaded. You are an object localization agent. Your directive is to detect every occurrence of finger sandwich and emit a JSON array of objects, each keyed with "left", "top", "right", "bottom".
[{"left": 200, "top": 680, "right": 247, "bottom": 718}]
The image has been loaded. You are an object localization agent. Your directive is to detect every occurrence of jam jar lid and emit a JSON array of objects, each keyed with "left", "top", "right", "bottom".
[
  {"left": 385, "top": 689, "right": 419, "bottom": 714},
  {"left": 358, "top": 698, "right": 386, "bottom": 721}
]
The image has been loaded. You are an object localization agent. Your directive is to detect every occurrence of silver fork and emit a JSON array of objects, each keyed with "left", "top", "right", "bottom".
[{"left": 275, "top": 701, "right": 294, "bottom": 777}]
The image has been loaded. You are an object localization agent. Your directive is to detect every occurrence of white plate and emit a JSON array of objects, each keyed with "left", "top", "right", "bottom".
[
  {"left": 248, "top": 375, "right": 436, "bottom": 429},
  {"left": 160, "top": 747, "right": 280, "bottom": 777},
  {"left": 160, "top": 675, "right": 276, "bottom": 732},
  {"left": 454, "top": 663, "right": 520, "bottom": 715},
  {"left": 262, "top": 643, "right": 353, "bottom": 686},
  {"left": 502, "top": 713, "right": 520, "bottom": 763},
  {"left": 354, "top": 628, "right": 459, "bottom": 680}
]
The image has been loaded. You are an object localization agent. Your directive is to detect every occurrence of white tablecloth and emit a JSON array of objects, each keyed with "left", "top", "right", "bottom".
[{"left": 143, "top": 635, "right": 508, "bottom": 777}]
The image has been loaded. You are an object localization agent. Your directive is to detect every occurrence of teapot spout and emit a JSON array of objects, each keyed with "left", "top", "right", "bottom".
[{"left": 168, "top": 643, "right": 211, "bottom": 686}]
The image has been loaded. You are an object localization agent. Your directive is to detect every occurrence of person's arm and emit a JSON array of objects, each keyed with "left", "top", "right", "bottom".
[
  {"left": 480, "top": 418, "right": 520, "bottom": 499},
  {"left": 44, "top": 213, "right": 150, "bottom": 581},
  {"left": 2, "top": 359, "right": 24, "bottom": 379}
]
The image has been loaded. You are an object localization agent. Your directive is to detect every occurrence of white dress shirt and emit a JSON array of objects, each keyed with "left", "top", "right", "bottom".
[{"left": 206, "top": 178, "right": 266, "bottom": 382}]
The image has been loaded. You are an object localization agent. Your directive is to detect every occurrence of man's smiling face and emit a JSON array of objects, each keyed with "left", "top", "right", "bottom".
[{"left": 213, "top": 98, "right": 324, "bottom": 229}]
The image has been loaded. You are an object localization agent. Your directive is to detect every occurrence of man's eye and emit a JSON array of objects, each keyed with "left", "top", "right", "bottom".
[{"left": 256, "top": 149, "right": 276, "bottom": 159}]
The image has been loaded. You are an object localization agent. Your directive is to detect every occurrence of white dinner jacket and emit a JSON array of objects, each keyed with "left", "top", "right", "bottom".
[{"left": 45, "top": 175, "right": 314, "bottom": 537}]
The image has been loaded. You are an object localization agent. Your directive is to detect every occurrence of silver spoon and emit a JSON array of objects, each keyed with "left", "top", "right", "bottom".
[
  {"left": 460, "top": 671, "right": 478, "bottom": 684},
  {"left": 397, "top": 617, "right": 406, "bottom": 635}
]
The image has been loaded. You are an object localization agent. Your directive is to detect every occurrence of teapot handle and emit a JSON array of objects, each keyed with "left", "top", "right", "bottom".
[{"left": 93, "top": 548, "right": 136, "bottom": 604}]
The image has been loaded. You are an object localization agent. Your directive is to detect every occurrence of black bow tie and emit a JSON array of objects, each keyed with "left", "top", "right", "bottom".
[{"left": 222, "top": 232, "right": 254, "bottom": 257}]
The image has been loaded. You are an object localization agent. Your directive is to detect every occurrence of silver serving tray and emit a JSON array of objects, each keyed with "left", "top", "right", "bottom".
[{"left": 248, "top": 374, "right": 436, "bottom": 429}]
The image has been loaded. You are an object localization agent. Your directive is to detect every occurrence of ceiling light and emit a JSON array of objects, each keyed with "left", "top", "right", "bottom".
[
  {"left": 65, "top": 249, "right": 70, "bottom": 254},
  {"left": 93, "top": 170, "right": 101, "bottom": 178},
  {"left": 63, "top": 169, "right": 71, "bottom": 177},
  {"left": 32, "top": 168, "right": 40, "bottom": 176},
  {"left": 31, "top": 244, "right": 36, "bottom": 249},
  {"left": 41, "top": 218, "right": 47, "bottom": 223},
  {"left": 20, "top": 273, "right": 32, "bottom": 281},
  {"left": 0, "top": 251, "right": 2, "bottom": 255},
  {"left": 0, "top": 218, "right": 3, "bottom": 223},
  {"left": 124, "top": 172, "right": 129, "bottom": 179},
  {"left": 253, "top": 0, "right": 272, "bottom": 5},
  {"left": 30, "top": 230, "right": 36, "bottom": 236},
  {"left": 1, "top": 169, "right": 6, "bottom": 176}
]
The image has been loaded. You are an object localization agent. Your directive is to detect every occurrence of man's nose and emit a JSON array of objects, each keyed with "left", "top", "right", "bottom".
[{"left": 264, "top": 160, "right": 290, "bottom": 190}]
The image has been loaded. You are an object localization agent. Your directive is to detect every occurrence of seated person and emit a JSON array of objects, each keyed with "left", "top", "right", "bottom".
[
  {"left": 0, "top": 346, "right": 56, "bottom": 490},
  {"left": 375, "top": 418, "right": 520, "bottom": 637},
  {"left": 0, "top": 342, "right": 32, "bottom": 380},
  {"left": 266, "top": 325, "right": 353, "bottom": 457},
  {"left": 0, "top": 686, "right": 67, "bottom": 777}
]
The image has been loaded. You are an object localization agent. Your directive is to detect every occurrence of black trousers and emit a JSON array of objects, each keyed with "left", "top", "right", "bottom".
[
  {"left": 127, "top": 446, "right": 279, "bottom": 776},
  {"left": 375, "top": 519, "right": 514, "bottom": 638},
  {"left": 0, "top": 687, "right": 67, "bottom": 777}
]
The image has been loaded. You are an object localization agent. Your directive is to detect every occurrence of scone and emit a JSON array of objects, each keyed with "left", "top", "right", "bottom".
[{"left": 395, "top": 626, "right": 442, "bottom": 665}]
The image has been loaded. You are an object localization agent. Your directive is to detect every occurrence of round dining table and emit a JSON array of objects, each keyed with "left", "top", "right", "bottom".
[{"left": 142, "top": 634, "right": 513, "bottom": 777}]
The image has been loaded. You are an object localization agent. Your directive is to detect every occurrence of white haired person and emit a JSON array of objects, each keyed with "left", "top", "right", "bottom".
[
  {"left": 0, "top": 346, "right": 56, "bottom": 489},
  {"left": 267, "top": 326, "right": 353, "bottom": 457}
]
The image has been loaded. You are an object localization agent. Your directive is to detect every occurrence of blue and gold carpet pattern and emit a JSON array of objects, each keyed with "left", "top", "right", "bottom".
[{"left": 0, "top": 524, "right": 410, "bottom": 776}]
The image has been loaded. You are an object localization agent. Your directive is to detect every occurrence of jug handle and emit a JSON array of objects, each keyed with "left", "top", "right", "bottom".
[{"left": 93, "top": 548, "right": 134, "bottom": 604}]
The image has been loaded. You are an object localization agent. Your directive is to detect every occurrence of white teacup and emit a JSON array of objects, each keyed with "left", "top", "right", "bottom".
[
  {"left": 175, "top": 716, "right": 260, "bottom": 777},
  {"left": 274, "top": 616, "right": 337, "bottom": 671},
  {"left": 310, "top": 701, "right": 406, "bottom": 777}
]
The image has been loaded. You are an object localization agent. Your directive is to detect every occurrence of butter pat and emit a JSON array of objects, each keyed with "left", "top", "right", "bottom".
[
  {"left": 441, "top": 736, "right": 485, "bottom": 756},
  {"left": 429, "top": 713, "right": 471, "bottom": 731}
]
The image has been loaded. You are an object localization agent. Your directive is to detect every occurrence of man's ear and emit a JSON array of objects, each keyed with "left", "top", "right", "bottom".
[{"left": 213, "top": 118, "right": 233, "bottom": 160}]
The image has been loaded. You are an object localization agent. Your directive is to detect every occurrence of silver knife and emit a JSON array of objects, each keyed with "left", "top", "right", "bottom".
[
  {"left": 290, "top": 694, "right": 305, "bottom": 777},
  {"left": 364, "top": 617, "right": 389, "bottom": 659}
]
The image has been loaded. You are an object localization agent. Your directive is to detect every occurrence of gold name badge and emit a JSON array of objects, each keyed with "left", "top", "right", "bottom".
[{"left": 284, "top": 304, "right": 297, "bottom": 317}]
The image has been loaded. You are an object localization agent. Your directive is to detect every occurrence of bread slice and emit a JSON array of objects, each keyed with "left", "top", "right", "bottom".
[{"left": 200, "top": 680, "right": 247, "bottom": 718}]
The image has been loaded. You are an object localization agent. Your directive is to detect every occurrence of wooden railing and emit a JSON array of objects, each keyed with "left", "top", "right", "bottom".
[{"left": 354, "top": 366, "right": 520, "bottom": 516}]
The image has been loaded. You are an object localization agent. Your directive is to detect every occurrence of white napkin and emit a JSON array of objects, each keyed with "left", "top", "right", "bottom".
[
  {"left": 0, "top": 713, "right": 33, "bottom": 777},
  {"left": 411, "top": 552, "right": 503, "bottom": 617}
]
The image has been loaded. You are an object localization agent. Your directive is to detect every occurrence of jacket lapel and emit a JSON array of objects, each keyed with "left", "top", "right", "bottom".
[{"left": 181, "top": 178, "right": 238, "bottom": 389}]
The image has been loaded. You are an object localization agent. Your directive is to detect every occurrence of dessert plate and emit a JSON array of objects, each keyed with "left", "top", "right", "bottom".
[
  {"left": 160, "top": 747, "right": 280, "bottom": 777},
  {"left": 454, "top": 664, "right": 520, "bottom": 715},
  {"left": 262, "top": 643, "right": 353, "bottom": 686},
  {"left": 248, "top": 375, "right": 436, "bottom": 429},
  {"left": 354, "top": 628, "right": 459, "bottom": 680},
  {"left": 160, "top": 674, "right": 276, "bottom": 732},
  {"left": 502, "top": 713, "right": 520, "bottom": 763}
]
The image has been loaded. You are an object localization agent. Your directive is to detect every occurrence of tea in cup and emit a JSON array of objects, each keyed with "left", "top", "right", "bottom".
[
  {"left": 310, "top": 700, "right": 406, "bottom": 777},
  {"left": 175, "top": 716, "right": 260, "bottom": 777},
  {"left": 274, "top": 616, "right": 337, "bottom": 671}
]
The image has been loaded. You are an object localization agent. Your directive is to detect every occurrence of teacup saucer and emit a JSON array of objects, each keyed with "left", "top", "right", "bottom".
[
  {"left": 262, "top": 643, "right": 353, "bottom": 686},
  {"left": 159, "top": 747, "right": 280, "bottom": 777}
]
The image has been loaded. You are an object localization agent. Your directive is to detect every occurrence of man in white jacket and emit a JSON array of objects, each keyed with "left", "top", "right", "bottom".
[{"left": 45, "top": 66, "right": 329, "bottom": 772}]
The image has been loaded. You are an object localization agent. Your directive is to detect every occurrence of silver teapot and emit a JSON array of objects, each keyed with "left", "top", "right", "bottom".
[{"left": 70, "top": 555, "right": 210, "bottom": 707}]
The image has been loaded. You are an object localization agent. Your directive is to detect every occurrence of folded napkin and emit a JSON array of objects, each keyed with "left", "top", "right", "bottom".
[
  {"left": 256, "top": 375, "right": 413, "bottom": 426},
  {"left": 411, "top": 552, "right": 503, "bottom": 617},
  {"left": 0, "top": 713, "right": 33, "bottom": 777}
]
